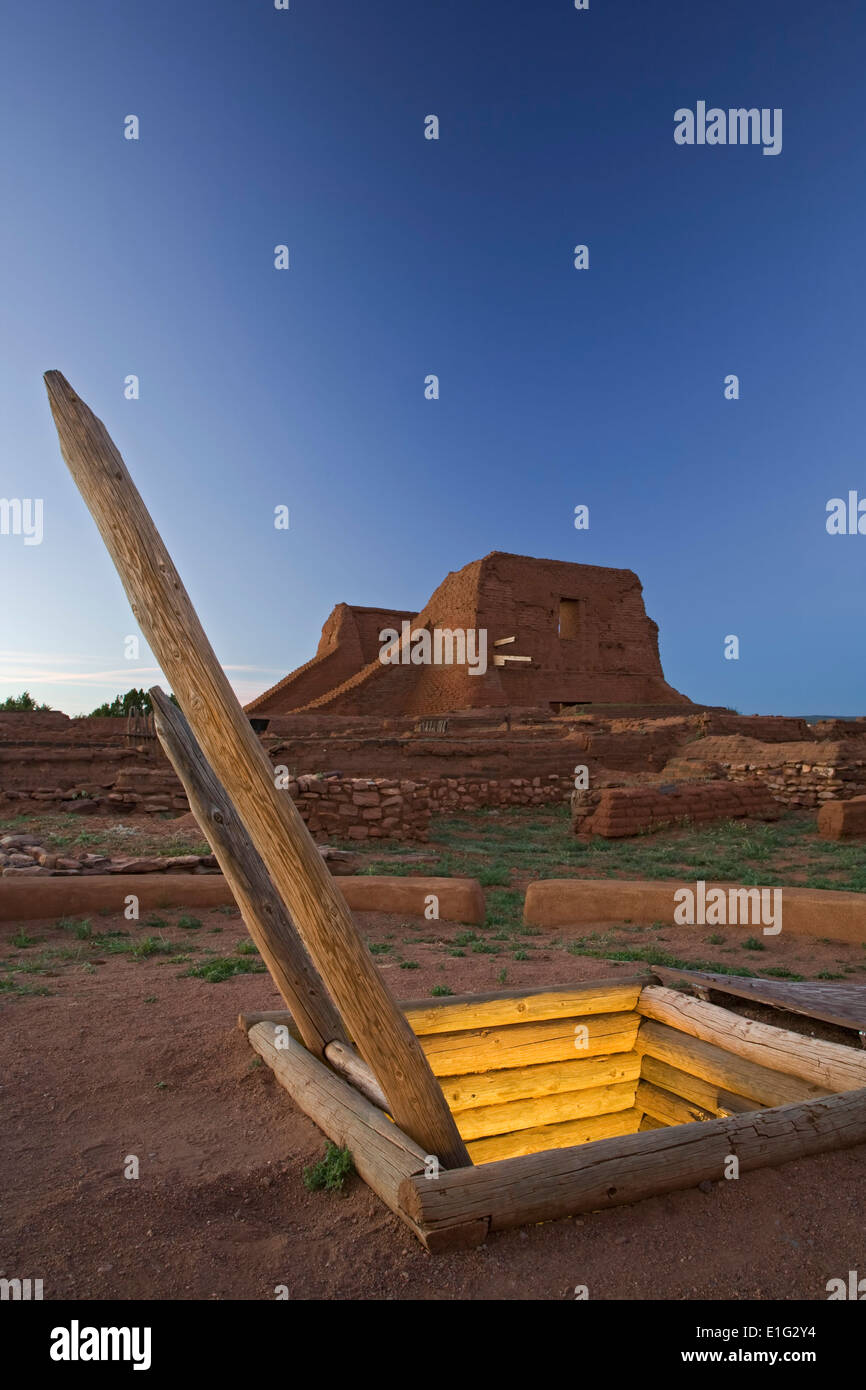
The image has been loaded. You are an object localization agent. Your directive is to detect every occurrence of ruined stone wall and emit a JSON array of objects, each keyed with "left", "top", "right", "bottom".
[
  {"left": 574, "top": 780, "right": 780, "bottom": 839},
  {"left": 668, "top": 735, "right": 866, "bottom": 810}
]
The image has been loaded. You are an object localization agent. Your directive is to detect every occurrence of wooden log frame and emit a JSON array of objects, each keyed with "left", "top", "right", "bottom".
[
  {"left": 243, "top": 974, "right": 866, "bottom": 1249},
  {"left": 45, "top": 371, "right": 469, "bottom": 1171},
  {"left": 401, "top": 1087, "right": 866, "bottom": 1241},
  {"left": 639, "top": 985, "right": 866, "bottom": 1094}
]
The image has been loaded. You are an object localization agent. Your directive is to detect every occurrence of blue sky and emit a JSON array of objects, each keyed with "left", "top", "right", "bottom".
[{"left": 1, "top": 0, "right": 865, "bottom": 715}]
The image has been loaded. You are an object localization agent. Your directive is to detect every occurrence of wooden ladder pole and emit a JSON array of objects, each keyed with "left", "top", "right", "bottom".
[
  {"left": 44, "top": 371, "right": 471, "bottom": 1169},
  {"left": 150, "top": 686, "right": 346, "bottom": 1058}
]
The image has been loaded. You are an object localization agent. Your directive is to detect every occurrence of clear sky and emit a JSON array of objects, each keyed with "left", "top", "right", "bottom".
[{"left": 1, "top": 0, "right": 864, "bottom": 716}]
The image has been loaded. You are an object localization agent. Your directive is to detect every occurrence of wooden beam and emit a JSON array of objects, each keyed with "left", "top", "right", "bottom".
[
  {"left": 640, "top": 1054, "right": 759, "bottom": 1117},
  {"left": 151, "top": 688, "right": 344, "bottom": 1057},
  {"left": 455, "top": 1081, "right": 636, "bottom": 1142},
  {"left": 639, "top": 985, "right": 866, "bottom": 1094},
  {"left": 44, "top": 371, "right": 470, "bottom": 1171},
  {"left": 650, "top": 966, "right": 866, "bottom": 1034},
  {"left": 248, "top": 1022, "right": 486, "bottom": 1252},
  {"left": 236, "top": 1011, "right": 388, "bottom": 1110},
  {"left": 636, "top": 1020, "right": 830, "bottom": 1108},
  {"left": 466, "top": 1107, "right": 642, "bottom": 1165},
  {"left": 441, "top": 1052, "right": 641, "bottom": 1112},
  {"left": 401, "top": 977, "right": 651, "bottom": 1035},
  {"left": 420, "top": 1012, "right": 641, "bottom": 1076},
  {"left": 634, "top": 1079, "right": 714, "bottom": 1127},
  {"left": 401, "top": 1086, "right": 866, "bottom": 1235},
  {"left": 243, "top": 976, "right": 652, "bottom": 1038}
]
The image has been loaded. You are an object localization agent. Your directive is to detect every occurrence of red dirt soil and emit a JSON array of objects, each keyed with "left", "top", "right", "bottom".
[{"left": 3, "top": 905, "right": 865, "bottom": 1301}]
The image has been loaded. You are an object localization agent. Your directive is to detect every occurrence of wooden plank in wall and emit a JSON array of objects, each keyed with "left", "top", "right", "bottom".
[
  {"left": 455, "top": 1081, "right": 637, "bottom": 1142},
  {"left": 466, "top": 1107, "right": 642, "bottom": 1165},
  {"left": 440, "top": 1052, "right": 641, "bottom": 1112},
  {"left": 402, "top": 1086, "right": 866, "bottom": 1234},
  {"left": 635, "top": 1079, "right": 715, "bottom": 1127},
  {"left": 639, "top": 1114, "right": 666, "bottom": 1131},
  {"left": 640, "top": 1054, "right": 760, "bottom": 1117},
  {"left": 640, "top": 985, "right": 866, "bottom": 1094},
  {"left": 420, "top": 1011, "right": 641, "bottom": 1077},
  {"left": 402, "top": 977, "right": 650, "bottom": 1035},
  {"left": 637, "top": 1020, "right": 830, "bottom": 1108}
]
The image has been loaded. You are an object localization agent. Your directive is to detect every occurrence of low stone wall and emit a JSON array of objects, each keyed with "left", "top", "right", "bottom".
[
  {"left": 573, "top": 780, "right": 780, "bottom": 839},
  {"left": 0, "top": 764, "right": 574, "bottom": 844},
  {"left": 426, "top": 773, "right": 572, "bottom": 813},
  {"left": 724, "top": 756, "right": 866, "bottom": 809}
]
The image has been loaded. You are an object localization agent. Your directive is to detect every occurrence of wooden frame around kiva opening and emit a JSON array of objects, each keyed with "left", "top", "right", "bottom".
[{"left": 240, "top": 978, "right": 866, "bottom": 1251}]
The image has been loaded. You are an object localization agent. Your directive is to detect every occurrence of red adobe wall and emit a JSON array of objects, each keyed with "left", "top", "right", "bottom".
[
  {"left": 247, "top": 551, "right": 690, "bottom": 718},
  {"left": 575, "top": 781, "right": 781, "bottom": 838}
]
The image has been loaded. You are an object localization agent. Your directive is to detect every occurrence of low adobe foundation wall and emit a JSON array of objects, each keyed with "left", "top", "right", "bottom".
[
  {"left": 0, "top": 873, "right": 485, "bottom": 925},
  {"left": 574, "top": 780, "right": 780, "bottom": 838},
  {"left": 523, "top": 878, "right": 866, "bottom": 946}
]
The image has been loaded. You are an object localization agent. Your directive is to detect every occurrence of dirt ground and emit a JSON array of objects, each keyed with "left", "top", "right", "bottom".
[{"left": 2, "top": 898, "right": 865, "bottom": 1302}]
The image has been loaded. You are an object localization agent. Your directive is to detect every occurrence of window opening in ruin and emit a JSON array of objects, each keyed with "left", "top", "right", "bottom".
[{"left": 558, "top": 598, "right": 581, "bottom": 639}]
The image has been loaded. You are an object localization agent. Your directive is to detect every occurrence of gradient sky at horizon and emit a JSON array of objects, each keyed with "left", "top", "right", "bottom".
[{"left": 2, "top": 0, "right": 865, "bottom": 716}]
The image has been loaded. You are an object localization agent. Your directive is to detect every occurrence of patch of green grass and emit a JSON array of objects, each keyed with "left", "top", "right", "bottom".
[
  {"left": 0, "top": 977, "right": 52, "bottom": 997},
  {"left": 742, "top": 936, "right": 766, "bottom": 951},
  {"left": 176, "top": 915, "right": 202, "bottom": 930},
  {"left": 566, "top": 940, "right": 759, "bottom": 977},
  {"left": 181, "top": 955, "right": 267, "bottom": 983},
  {"left": 235, "top": 939, "right": 259, "bottom": 956},
  {"left": 143, "top": 914, "right": 168, "bottom": 930},
  {"left": 513, "top": 949, "right": 529, "bottom": 961},
  {"left": 10, "top": 931, "right": 36, "bottom": 949},
  {"left": 428, "top": 805, "right": 866, "bottom": 896},
  {"left": 706, "top": 933, "right": 725, "bottom": 945},
  {"left": 131, "top": 936, "right": 175, "bottom": 960},
  {"left": 360, "top": 860, "right": 414, "bottom": 877},
  {"left": 368, "top": 942, "right": 392, "bottom": 955},
  {"left": 431, "top": 984, "right": 453, "bottom": 997},
  {"left": 399, "top": 959, "right": 420, "bottom": 970},
  {"left": 303, "top": 1142, "right": 354, "bottom": 1193},
  {"left": 476, "top": 861, "right": 511, "bottom": 887}
]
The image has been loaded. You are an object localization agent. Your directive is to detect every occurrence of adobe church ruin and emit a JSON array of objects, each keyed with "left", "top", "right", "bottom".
[{"left": 246, "top": 551, "right": 689, "bottom": 718}]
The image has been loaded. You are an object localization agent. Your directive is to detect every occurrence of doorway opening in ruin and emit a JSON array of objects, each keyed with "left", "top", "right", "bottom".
[{"left": 558, "top": 598, "right": 582, "bottom": 639}]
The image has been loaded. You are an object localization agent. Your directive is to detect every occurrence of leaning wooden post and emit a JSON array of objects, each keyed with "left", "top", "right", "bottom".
[
  {"left": 44, "top": 371, "right": 470, "bottom": 1169},
  {"left": 150, "top": 686, "right": 346, "bottom": 1058}
]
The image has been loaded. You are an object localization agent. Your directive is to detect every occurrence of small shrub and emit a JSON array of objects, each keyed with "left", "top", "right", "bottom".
[
  {"left": 303, "top": 1143, "right": 354, "bottom": 1193},
  {"left": 431, "top": 984, "right": 453, "bottom": 997}
]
